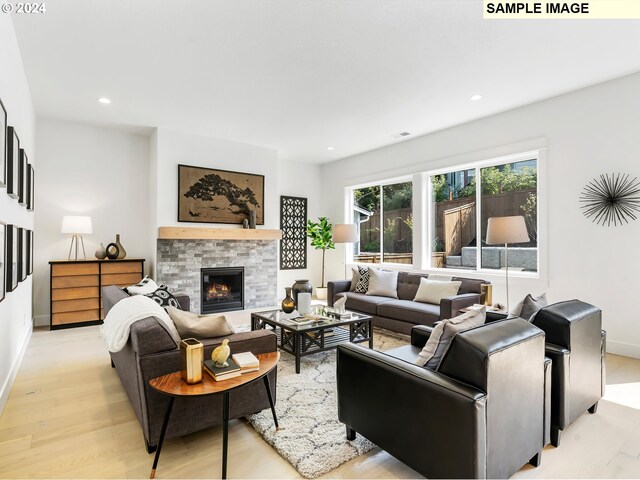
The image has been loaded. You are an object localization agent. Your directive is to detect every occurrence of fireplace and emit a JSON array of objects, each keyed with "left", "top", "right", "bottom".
[{"left": 201, "top": 267, "right": 244, "bottom": 314}]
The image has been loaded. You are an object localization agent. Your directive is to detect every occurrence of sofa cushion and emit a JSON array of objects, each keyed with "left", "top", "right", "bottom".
[
  {"left": 167, "top": 306, "right": 234, "bottom": 339},
  {"left": 520, "top": 293, "right": 549, "bottom": 321},
  {"left": 354, "top": 266, "right": 371, "bottom": 293},
  {"left": 414, "top": 278, "right": 462, "bottom": 304},
  {"left": 396, "top": 272, "right": 429, "bottom": 300},
  {"left": 340, "top": 292, "right": 395, "bottom": 315},
  {"left": 377, "top": 299, "right": 440, "bottom": 326},
  {"left": 144, "top": 285, "right": 181, "bottom": 309},
  {"left": 366, "top": 269, "right": 398, "bottom": 298},
  {"left": 454, "top": 277, "right": 485, "bottom": 295}
]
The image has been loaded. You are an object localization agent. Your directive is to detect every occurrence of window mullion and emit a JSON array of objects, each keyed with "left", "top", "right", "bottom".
[
  {"left": 475, "top": 167, "right": 482, "bottom": 271},
  {"left": 379, "top": 185, "right": 384, "bottom": 264}
]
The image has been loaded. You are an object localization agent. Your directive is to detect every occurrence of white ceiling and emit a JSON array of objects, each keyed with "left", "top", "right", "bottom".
[{"left": 11, "top": 0, "right": 640, "bottom": 163}]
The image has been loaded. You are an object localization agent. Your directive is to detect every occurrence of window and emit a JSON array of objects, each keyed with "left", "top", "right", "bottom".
[
  {"left": 353, "top": 181, "right": 413, "bottom": 265},
  {"left": 429, "top": 156, "right": 538, "bottom": 273}
]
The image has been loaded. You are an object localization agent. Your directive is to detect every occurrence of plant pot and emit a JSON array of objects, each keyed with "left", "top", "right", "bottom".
[{"left": 315, "top": 287, "right": 327, "bottom": 301}]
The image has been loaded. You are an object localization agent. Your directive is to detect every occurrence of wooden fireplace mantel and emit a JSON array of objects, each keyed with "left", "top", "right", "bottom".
[{"left": 158, "top": 226, "right": 282, "bottom": 241}]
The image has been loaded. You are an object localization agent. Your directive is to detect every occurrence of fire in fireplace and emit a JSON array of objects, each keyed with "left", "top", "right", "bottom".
[{"left": 201, "top": 267, "right": 244, "bottom": 314}]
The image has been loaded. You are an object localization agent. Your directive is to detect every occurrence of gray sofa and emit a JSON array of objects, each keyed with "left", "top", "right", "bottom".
[
  {"left": 102, "top": 285, "right": 278, "bottom": 453},
  {"left": 328, "top": 271, "right": 489, "bottom": 334}
]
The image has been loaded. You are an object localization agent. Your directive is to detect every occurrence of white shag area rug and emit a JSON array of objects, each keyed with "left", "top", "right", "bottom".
[{"left": 246, "top": 328, "right": 408, "bottom": 479}]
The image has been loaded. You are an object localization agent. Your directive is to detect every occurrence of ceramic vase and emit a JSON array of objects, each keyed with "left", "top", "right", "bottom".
[
  {"left": 292, "top": 279, "right": 313, "bottom": 307},
  {"left": 95, "top": 243, "right": 107, "bottom": 260},
  {"left": 281, "top": 287, "right": 296, "bottom": 314},
  {"left": 248, "top": 209, "right": 257, "bottom": 229},
  {"left": 115, "top": 234, "right": 127, "bottom": 259}
]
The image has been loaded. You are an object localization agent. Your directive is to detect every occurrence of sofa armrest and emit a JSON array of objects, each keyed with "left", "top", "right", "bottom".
[
  {"left": 544, "top": 342, "right": 570, "bottom": 429},
  {"left": 328, "top": 280, "right": 352, "bottom": 306},
  {"left": 411, "top": 325, "right": 434, "bottom": 348},
  {"left": 601, "top": 329, "right": 607, "bottom": 397},
  {"left": 439, "top": 293, "right": 482, "bottom": 320},
  {"left": 544, "top": 357, "right": 552, "bottom": 446},
  {"left": 175, "top": 294, "right": 190, "bottom": 311},
  {"left": 337, "top": 343, "right": 486, "bottom": 479}
]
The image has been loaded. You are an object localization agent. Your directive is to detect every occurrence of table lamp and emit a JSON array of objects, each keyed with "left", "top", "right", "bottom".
[
  {"left": 61, "top": 215, "right": 92, "bottom": 260},
  {"left": 485, "top": 215, "right": 529, "bottom": 312}
]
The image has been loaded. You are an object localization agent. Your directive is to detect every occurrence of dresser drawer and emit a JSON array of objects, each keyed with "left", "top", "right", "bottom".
[
  {"left": 51, "top": 309, "right": 100, "bottom": 326},
  {"left": 52, "top": 298, "right": 100, "bottom": 314},
  {"left": 51, "top": 275, "right": 99, "bottom": 289},
  {"left": 51, "top": 286, "right": 99, "bottom": 301},
  {"left": 101, "top": 272, "right": 143, "bottom": 287},
  {"left": 101, "top": 262, "right": 143, "bottom": 274},
  {"left": 51, "top": 263, "right": 99, "bottom": 277}
]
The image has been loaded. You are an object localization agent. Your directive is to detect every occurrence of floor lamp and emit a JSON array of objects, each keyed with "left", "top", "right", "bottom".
[
  {"left": 485, "top": 215, "right": 529, "bottom": 312},
  {"left": 61, "top": 215, "right": 93, "bottom": 260},
  {"left": 333, "top": 224, "right": 358, "bottom": 278}
]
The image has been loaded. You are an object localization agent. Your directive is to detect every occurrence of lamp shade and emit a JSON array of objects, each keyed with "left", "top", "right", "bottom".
[
  {"left": 485, "top": 216, "right": 529, "bottom": 245},
  {"left": 333, "top": 224, "right": 358, "bottom": 243},
  {"left": 61, "top": 215, "right": 93, "bottom": 234}
]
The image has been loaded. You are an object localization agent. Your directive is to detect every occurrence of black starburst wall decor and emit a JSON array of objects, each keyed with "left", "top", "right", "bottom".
[{"left": 579, "top": 173, "right": 640, "bottom": 227}]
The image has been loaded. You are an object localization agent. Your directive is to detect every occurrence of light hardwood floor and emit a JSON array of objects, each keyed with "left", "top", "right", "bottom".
[{"left": 1, "top": 320, "right": 640, "bottom": 479}]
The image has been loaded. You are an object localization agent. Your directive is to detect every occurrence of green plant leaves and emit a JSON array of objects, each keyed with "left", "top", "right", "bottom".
[{"left": 306, "top": 217, "right": 336, "bottom": 251}]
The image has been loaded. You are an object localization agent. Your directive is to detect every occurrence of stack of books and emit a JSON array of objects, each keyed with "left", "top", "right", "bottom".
[
  {"left": 232, "top": 352, "right": 260, "bottom": 373},
  {"left": 203, "top": 358, "right": 241, "bottom": 381}
]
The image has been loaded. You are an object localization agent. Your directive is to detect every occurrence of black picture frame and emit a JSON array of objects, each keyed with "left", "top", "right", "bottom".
[
  {"left": 27, "top": 163, "right": 34, "bottom": 211},
  {"left": 0, "top": 98, "right": 6, "bottom": 189},
  {"left": 6, "top": 225, "right": 18, "bottom": 292},
  {"left": 280, "top": 196, "right": 308, "bottom": 270},
  {"left": 18, "top": 227, "right": 27, "bottom": 282},
  {"left": 27, "top": 229, "right": 33, "bottom": 275},
  {"left": 177, "top": 164, "right": 265, "bottom": 225},
  {"left": 6, "top": 127, "right": 19, "bottom": 199},
  {"left": 18, "top": 149, "right": 27, "bottom": 206},
  {"left": 0, "top": 223, "right": 5, "bottom": 303}
]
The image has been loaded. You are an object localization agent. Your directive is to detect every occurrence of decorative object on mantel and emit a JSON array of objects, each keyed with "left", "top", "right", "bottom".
[
  {"left": 248, "top": 208, "right": 257, "bottom": 229},
  {"left": 579, "top": 172, "right": 640, "bottom": 227},
  {"left": 178, "top": 164, "right": 265, "bottom": 225},
  {"left": 281, "top": 287, "right": 296, "bottom": 313},
  {"left": 280, "top": 196, "right": 308, "bottom": 270},
  {"left": 242, "top": 218, "right": 249, "bottom": 229},
  {"left": 306, "top": 217, "right": 335, "bottom": 300},
  {"left": 61, "top": 215, "right": 92, "bottom": 260},
  {"left": 291, "top": 279, "right": 312, "bottom": 307},
  {"left": 95, "top": 243, "right": 107, "bottom": 260},
  {"left": 114, "top": 233, "right": 127, "bottom": 259},
  {"left": 105, "top": 242, "right": 120, "bottom": 260}
]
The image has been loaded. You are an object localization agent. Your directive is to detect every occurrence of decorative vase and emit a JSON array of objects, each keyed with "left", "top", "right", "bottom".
[
  {"left": 248, "top": 209, "right": 257, "bottom": 229},
  {"left": 95, "top": 243, "right": 107, "bottom": 260},
  {"left": 297, "top": 292, "right": 312, "bottom": 315},
  {"left": 291, "top": 279, "right": 313, "bottom": 307},
  {"left": 105, "top": 243, "right": 120, "bottom": 260},
  {"left": 115, "top": 234, "right": 127, "bottom": 259},
  {"left": 281, "top": 287, "right": 296, "bottom": 314}
]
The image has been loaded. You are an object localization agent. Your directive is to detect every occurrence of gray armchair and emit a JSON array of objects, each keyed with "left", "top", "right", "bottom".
[{"left": 337, "top": 319, "right": 551, "bottom": 479}]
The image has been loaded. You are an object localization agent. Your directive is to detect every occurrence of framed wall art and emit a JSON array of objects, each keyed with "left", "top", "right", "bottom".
[
  {"left": 280, "top": 196, "right": 308, "bottom": 270},
  {"left": 27, "top": 229, "right": 33, "bottom": 275},
  {"left": 0, "top": 223, "right": 5, "bottom": 303},
  {"left": 0, "top": 98, "right": 6, "bottom": 189},
  {"left": 6, "top": 127, "right": 19, "bottom": 199},
  {"left": 27, "top": 163, "right": 34, "bottom": 211},
  {"left": 18, "top": 227, "right": 27, "bottom": 282},
  {"left": 6, "top": 225, "right": 18, "bottom": 292},
  {"left": 178, "top": 164, "right": 264, "bottom": 225},
  {"left": 18, "top": 149, "right": 28, "bottom": 206}
]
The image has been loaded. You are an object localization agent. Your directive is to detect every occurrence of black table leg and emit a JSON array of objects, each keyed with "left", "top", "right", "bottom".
[
  {"left": 295, "top": 333, "right": 301, "bottom": 374},
  {"left": 150, "top": 396, "right": 174, "bottom": 479},
  {"left": 222, "top": 391, "right": 229, "bottom": 479},
  {"left": 369, "top": 321, "right": 374, "bottom": 348},
  {"left": 263, "top": 375, "right": 279, "bottom": 430}
]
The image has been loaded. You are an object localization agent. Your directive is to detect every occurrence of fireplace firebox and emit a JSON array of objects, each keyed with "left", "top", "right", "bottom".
[{"left": 201, "top": 267, "right": 244, "bottom": 313}]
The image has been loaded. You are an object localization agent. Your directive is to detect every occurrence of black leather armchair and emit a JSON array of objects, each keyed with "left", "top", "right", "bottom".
[
  {"left": 531, "top": 300, "right": 606, "bottom": 447},
  {"left": 337, "top": 319, "right": 550, "bottom": 479}
]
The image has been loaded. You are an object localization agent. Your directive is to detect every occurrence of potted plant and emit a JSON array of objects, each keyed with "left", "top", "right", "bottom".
[{"left": 306, "top": 217, "right": 335, "bottom": 300}]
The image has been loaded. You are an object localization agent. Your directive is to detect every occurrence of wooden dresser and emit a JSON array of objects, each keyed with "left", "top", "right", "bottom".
[{"left": 49, "top": 259, "right": 145, "bottom": 330}]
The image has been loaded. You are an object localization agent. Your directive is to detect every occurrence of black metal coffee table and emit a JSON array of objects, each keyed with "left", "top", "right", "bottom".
[{"left": 251, "top": 309, "right": 373, "bottom": 373}]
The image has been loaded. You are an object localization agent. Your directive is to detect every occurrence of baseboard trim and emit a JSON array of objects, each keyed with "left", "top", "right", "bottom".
[
  {"left": 33, "top": 314, "right": 49, "bottom": 328},
  {"left": 607, "top": 340, "right": 640, "bottom": 360},
  {"left": 0, "top": 325, "right": 32, "bottom": 416}
]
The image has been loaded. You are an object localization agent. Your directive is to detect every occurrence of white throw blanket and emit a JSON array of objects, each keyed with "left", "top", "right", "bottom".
[{"left": 101, "top": 295, "right": 181, "bottom": 352}]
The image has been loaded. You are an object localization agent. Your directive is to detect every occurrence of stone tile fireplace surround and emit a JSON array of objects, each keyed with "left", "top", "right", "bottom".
[{"left": 156, "top": 238, "right": 278, "bottom": 313}]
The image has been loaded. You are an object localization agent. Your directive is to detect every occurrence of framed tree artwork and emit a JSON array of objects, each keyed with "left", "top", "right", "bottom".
[
  {"left": 178, "top": 164, "right": 264, "bottom": 225},
  {"left": 6, "top": 127, "right": 19, "bottom": 199},
  {"left": 27, "top": 163, "right": 34, "bottom": 211},
  {"left": 0, "top": 223, "right": 5, "bottom": 303},
  {"left": 6, "top": 225, "right": 18, "bottom": 292},
  {"left": 18, "top": 149, "right": 28, "bottom": 206},
  {"left": 0, "top": 98, "right": 6, "bottom": 189}
]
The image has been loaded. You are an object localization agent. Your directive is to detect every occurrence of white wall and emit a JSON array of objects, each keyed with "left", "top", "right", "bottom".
[
  {"left": 0, "top": 15, "right": 36, "bottom": 414},
  {"left": 33, "top": 118, "right": 151, "bottom": 325},
  {"left": 321, "top": 71, "right": 640, "bottom": 358}
]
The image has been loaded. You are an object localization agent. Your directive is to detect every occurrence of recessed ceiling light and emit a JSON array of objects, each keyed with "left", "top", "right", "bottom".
[
  {"left": 98, "top": 97, "right": 111, "bottom": 104},
  {"left": 327, "top": 147, "right": 334, "bottom": 151},
  {"left": 470, "top": 94, "right": 483, "bottom": 101}
]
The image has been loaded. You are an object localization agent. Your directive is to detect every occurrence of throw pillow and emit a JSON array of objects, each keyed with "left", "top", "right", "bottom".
[
  {"left": 349, "top": 267, "right": 361, "bottom": 292},
  {"left": 166, "top": 306, "right": 235, "bottom": 339},
  {"left": 416, "top": 307, "right": 487, "bottom": 369},
  {"left": 126, "top": 276, "right": 159, "bottom": 295},
  {"left": 413, "top": 278, "right": 462, "bottom": 304},
  {"left": 354, "top": 266, "right": 371, "bottom": 293},
  {"left": 520, "top": 293, "right": 549, "bottom": 321},
  {"left": 144, "top": 285, "right": 181, "bottom": 309},
  {"left": 366, "top": 269, "right": 398, "bottom": 298},
  {"left": 428, "top": 274, "right": 453, "bottom": 282}
]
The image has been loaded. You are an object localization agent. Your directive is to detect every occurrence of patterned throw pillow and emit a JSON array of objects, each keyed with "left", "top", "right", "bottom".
[
  {"left": 144, "top": 285, "right": 181, "bottom": 309},
  {"left": 354, "top": 266, "right": 370, "bottom": 293}
]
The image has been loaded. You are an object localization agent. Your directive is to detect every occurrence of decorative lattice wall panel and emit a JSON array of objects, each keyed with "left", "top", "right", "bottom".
[{"left": 280, "top": 196, "right": 307, "bottom": 270}]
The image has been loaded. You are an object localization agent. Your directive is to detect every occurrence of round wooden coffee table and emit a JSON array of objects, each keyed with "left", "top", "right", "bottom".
[{"left": 148, "top": 351, "right": 280, "bottom": 479}]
